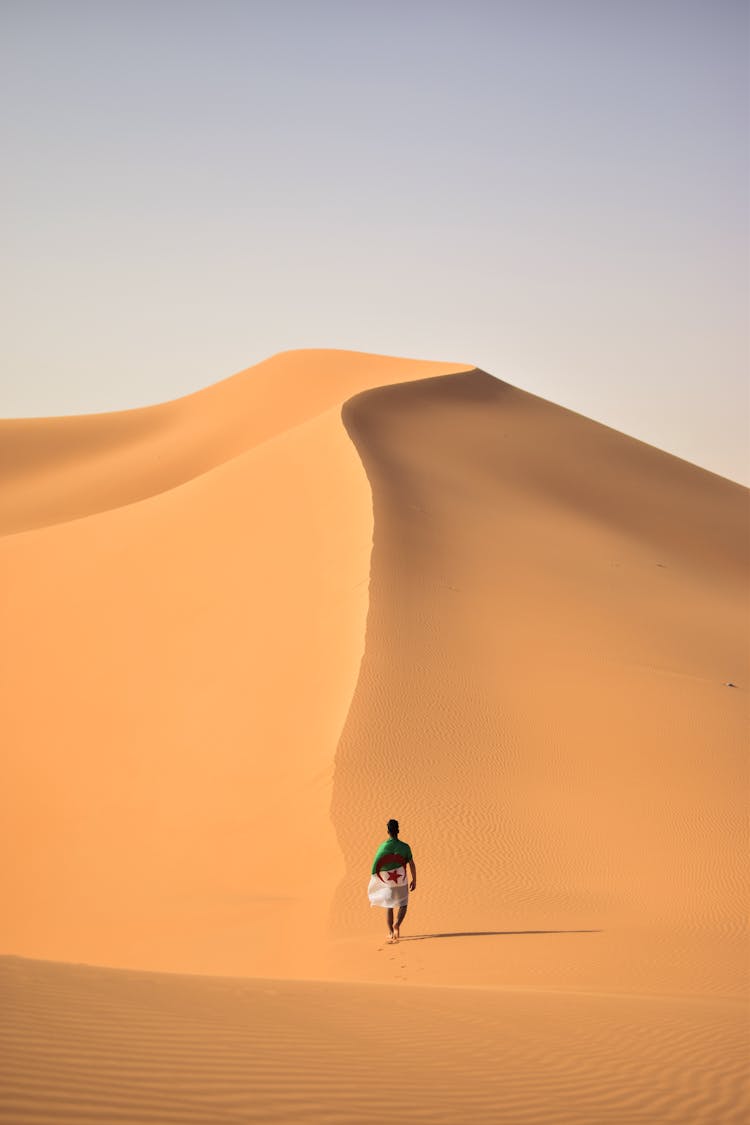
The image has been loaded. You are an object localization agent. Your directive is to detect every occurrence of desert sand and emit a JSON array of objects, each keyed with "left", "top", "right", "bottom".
[{"left": 1, "top": 349, "right": 748, "bottom": 1123}]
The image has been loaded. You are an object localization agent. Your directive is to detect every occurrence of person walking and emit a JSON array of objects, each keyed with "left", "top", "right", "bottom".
[{"left": 367, "top": 818, "right": 416, "bottom": 942}]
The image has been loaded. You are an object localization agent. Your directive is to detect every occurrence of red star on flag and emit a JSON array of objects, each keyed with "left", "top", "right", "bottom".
[{"left": 386, "top": 869, "right": 402, "bottom": 883}]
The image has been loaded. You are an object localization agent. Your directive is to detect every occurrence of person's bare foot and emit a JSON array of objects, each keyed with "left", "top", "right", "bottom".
[{"left": 392, "top": 926, "right": 400, "bottom": 942}]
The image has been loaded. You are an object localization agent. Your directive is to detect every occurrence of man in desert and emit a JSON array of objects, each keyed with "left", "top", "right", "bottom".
[{"left": 367, "top": 818, "right": 417, "bottom": 942}]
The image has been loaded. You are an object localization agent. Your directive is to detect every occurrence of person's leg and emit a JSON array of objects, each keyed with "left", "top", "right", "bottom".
[
  {"left": 393, "top": 903, "right": 407, "bottom": 941},
  {"left": 386, "top": 908, "right": 394, "bottom": 939}
]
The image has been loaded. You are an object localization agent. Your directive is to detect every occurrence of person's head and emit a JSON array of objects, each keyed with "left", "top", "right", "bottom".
[{"left": 387, "top": 818, "right": 399, "bottom": 838}]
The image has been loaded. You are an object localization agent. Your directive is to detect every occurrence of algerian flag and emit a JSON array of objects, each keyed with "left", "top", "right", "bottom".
[{"left": 367, "top": 852, "right": 409, "bottom": 908}]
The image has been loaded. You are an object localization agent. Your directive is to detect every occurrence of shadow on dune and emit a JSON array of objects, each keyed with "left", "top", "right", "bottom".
[
  {"left": 331, "top": 364, "right": 746, "bottom": 940},
  {"left": 398, "top": 930, "right": 603, "bottom": 942}
]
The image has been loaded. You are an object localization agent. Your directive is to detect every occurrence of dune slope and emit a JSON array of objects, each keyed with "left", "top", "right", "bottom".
[
  {"left": 0, "top": 351, "right": 470, "bottom": 976},
  {"left": 332, "top": 369, "right": 748, "bottom": 996}
]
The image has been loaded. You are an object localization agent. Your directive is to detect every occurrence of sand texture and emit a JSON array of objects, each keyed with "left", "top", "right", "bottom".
[
  {"left": 1, "top": 957, "right": 747, "bottom": 1125},
  {"left": 1, "top": 349, "right": 748, "bottom": 1122}
]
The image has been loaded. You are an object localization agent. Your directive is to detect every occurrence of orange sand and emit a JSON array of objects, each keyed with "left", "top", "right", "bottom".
[{"left": 1, "top": 350, "right": 748, "bottom": 1123}]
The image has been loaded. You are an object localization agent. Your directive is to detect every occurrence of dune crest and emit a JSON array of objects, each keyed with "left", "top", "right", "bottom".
[{"left": 0, "top": 349, "right": 470, "bottom": 536}]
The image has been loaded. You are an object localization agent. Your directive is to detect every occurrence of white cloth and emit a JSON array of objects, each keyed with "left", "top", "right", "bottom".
[{"left": 367, "top": 864, "right": 409, "bottom": 909}]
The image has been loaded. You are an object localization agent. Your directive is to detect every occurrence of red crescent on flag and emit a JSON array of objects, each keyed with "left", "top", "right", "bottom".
[{"left": 375, "top": 852, "right": 408, "bottom": 883}]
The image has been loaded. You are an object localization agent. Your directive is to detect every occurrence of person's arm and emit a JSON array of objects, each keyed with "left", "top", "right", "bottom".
[
  {"left": 408, "top": 859, "right": 416, "bottom": 891},
  {"left": 371, "top": 841, "right": 386, "bottom": 876}
]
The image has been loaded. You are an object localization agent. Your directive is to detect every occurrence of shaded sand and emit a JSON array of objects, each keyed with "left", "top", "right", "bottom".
[
  {"left": 330, "top": 371, "right": 749, "bottom": 1001},
  {"left": 1, "top": 350, "right": 748, "bottom": 1123},
  {"left": 1, "top": 958, "right": 747, "bottom": 1125}
]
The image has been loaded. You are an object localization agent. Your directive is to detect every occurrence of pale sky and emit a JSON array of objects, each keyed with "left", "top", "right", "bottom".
[{"left": 2, "top": 0, "right": 748, "bottom": 483}]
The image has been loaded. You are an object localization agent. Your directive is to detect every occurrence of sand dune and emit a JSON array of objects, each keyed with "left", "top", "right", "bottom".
[
  {"left": 0, "top": 350, "right": 468, "bottom": 536},
  {"left": 1, "top": 349, "right": 747, "bottom": 1123}
]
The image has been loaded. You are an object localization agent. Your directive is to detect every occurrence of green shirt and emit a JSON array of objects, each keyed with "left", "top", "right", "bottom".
[{"left": 371, "top": 838, "right": 413, "bottom": 875}]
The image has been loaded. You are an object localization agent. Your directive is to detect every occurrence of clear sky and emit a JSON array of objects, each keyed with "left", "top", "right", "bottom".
[{"left": 2, "top": 0, "right": 748, "bottom": 482}]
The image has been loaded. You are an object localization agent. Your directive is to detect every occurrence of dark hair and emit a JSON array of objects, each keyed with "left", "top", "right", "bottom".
[{"left": 387, "top": 818, "right": 399, "bottom": 837}]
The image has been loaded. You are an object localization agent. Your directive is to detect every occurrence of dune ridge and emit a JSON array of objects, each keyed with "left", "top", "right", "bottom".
[
  {"left": 1, "top": 349, "right": 747, "bottom": 1123},
  {"left": 0, "top": 349, "right": 471, "bottom": 536}
]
